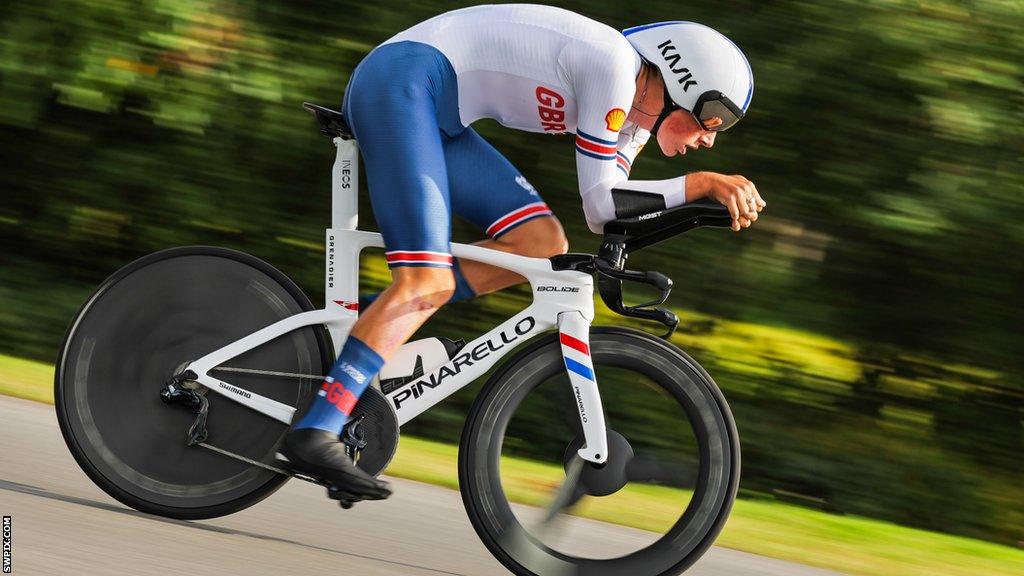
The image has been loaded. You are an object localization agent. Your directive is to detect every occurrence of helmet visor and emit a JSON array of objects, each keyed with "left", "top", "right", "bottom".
[{"left": 691, "top": 91, "right": 744, "bottom": 132}]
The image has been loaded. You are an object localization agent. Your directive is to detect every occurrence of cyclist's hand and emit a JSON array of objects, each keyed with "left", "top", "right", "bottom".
[{"left": 701, "top": 173, "right": 766, "bottom": 232}]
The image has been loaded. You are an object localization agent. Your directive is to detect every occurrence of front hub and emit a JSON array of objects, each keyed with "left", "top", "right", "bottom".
[{"left": 564, "top": 429, "right": 634, "bottom": 497}]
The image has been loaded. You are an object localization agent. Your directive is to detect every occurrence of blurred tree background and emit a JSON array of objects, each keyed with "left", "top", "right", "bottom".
[{"left": 0, "top": 0, "right": 1021, "bottom": 546}]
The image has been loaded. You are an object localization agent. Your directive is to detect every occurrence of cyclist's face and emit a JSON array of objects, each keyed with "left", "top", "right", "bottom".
[{"left": 656, "top": 110, "right": 719, "bottom": 157}]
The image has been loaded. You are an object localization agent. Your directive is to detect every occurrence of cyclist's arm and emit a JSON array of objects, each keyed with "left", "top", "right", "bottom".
[
  {"left": 577, "top": 131, "right": 688, "bottom": 234},
  {"left": 568, "top": 43, "right": 687, "bottom": 234}
]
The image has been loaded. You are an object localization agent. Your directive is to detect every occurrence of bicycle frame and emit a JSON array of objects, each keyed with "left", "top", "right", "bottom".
[{"left": 183, "top": 137, "right": 609, "bottom": 464}]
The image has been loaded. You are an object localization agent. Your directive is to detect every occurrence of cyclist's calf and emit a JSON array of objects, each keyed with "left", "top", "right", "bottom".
[{"left": 349, "top": 266, "right": 455, "bottom": 358}]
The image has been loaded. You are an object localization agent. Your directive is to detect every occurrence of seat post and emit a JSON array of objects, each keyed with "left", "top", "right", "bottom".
[
  {"left": 331, "top": 136, "right": 359, "bottom": 230},
  {"left": 324, "top": 135, "right": 361, "bottom": 320}
]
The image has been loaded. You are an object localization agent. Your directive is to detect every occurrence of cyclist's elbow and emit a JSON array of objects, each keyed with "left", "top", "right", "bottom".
[
  {"left": 579, "top": 187, "right": 615, "bottom": 235},
  {"left": 585, "top": 218, "right": 605, "bottom": 235}
]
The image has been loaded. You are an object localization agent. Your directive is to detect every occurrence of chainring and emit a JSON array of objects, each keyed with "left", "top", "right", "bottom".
[{"left": 346, "top": 386, "right": 399, "bottom": 477}]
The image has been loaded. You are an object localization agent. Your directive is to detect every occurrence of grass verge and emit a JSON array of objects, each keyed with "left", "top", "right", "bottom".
[{"left": 7, "top": 353, "right": 1023, "bottom": 576}]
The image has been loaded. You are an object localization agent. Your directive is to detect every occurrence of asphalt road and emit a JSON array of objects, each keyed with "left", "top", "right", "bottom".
[{"left": 0, "top": 395, "right": 842, "bottom": 576}]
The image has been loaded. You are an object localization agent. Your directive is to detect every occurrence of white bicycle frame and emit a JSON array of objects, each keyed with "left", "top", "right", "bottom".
[{"left": 183, "top": 137, "right": 609, "bottom": 464}]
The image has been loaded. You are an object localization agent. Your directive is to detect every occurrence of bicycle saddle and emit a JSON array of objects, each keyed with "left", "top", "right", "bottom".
[{"left": 303, "top": 102, "right": 354, "bottom": 139}]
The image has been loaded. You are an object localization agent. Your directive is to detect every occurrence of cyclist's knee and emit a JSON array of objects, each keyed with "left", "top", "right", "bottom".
[
  {"left": 500, "top": 216, "right": 568, "bottom": 257},
  {"left": 391, "top": 267, "right": 456, "bottom": 309},
  {"left": 546, "top": 225, "right": 570, "bottom": 256}
]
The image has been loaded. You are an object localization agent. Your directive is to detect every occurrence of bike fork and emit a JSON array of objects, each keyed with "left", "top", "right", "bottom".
[{"left": 557, "top": 311, "right": 608, "bottom": 465}]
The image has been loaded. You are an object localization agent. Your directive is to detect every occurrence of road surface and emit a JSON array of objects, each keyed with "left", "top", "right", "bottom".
[{"left": 0, "top": 395, "right": 841, "bottom": 575}]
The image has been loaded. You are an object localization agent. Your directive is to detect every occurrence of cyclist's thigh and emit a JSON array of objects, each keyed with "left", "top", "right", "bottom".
[
  {"left": 344, "top": 42, "right": 458, "bottom": 269},
  {"left": 444, "top": 128, "right": 554, "bottom": 240}
]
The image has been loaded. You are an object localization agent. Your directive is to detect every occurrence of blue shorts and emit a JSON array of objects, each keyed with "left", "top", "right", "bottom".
[{"left": 343, "top": 41, "right": 553, "bottom": 269}]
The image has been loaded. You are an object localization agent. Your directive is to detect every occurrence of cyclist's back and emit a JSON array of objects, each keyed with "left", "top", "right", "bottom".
[{"left": 383, "top": 4, "right": 638, "bottom": 136}]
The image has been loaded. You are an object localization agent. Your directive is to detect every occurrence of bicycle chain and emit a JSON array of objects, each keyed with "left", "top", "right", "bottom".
[
  {"left": 210, "top": 366, "right": 324, "bottom": 380},
  {"left": 195, "top": 366, "right": 346, "bottom": 487},
  {"left": 191, "top": 366, "right": 320, "bottom": 478},
  {"left": 195, "top": 441, "right": 330, "bottom": 487},
  {"left": 196, "top": 442, "right": 289, "bottom": 476}
]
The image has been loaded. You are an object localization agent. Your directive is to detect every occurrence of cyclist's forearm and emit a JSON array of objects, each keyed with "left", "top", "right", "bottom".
[
  {"left": 683, "top": 172, "right": 714, "bottom": 202},
  {"left": 579, "top": 175, "right": 687, "bottom": 231}
]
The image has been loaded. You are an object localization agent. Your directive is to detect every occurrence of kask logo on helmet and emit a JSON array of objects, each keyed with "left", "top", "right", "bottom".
[{"left": 656, "top": 40, "right": 698, "bottom": 92}]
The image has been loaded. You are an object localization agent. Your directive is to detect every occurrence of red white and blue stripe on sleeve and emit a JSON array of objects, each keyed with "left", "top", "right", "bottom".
[
  {"left": 614, "top": 133, "right": 647, "bottom": 179},
  {"left": 615, "top": 151, "right": 632, "bottom": 178},
  {"left": 575, "top": 130, "right": 618, "bottom": 161}
]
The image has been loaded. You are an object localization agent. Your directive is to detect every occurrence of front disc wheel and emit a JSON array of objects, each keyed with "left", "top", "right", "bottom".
[{"left": 459, "top": 328, "right": 739, "bottom": 576}]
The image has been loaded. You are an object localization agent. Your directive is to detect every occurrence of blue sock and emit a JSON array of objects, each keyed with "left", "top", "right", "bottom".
[
  {"left": 293, "top": 336, "right": 385, "bottom": 433},
  {"left": 359, "top": 259, "right": 476, "bottom": 309}
]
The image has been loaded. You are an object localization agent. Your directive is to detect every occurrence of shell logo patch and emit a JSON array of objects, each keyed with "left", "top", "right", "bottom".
[{"left": 605, "top": 108, "right": 626, "bottom": 132}]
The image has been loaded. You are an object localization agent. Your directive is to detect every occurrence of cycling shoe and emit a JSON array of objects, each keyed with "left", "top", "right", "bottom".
[{"left": 278, "top": 428, "right": 392, "bottom": 501}]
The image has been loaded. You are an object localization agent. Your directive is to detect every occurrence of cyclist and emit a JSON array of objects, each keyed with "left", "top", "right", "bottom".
[{"left": 279, "top": 4, "right": 765, "bottom": 502}]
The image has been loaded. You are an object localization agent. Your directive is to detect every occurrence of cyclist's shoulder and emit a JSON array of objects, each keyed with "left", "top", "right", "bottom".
[
  {"left": 421, "top": 4, "right": 630, "bottom": 48},
  {"left": 560, "top": 27, "right": 638, "bottom": 80},
  {"left": 527, "top": 6, "right": 633, "bottom": 53}
]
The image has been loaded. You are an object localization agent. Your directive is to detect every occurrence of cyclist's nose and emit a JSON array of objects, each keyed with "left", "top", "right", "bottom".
[{"left": 700, "top": 132, "right": 716, "bottom": 148}]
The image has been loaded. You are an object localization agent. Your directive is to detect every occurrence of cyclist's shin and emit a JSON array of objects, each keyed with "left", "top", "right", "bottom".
[{"left": 292, "top": 336, "right": 384, "bottom": 433}]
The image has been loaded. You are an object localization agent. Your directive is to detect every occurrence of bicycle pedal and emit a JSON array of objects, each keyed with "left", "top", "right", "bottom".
[
  {"left": 326, "top": 485, "right": 363, "bottom": 509},
  {"left": 326, "top": 485, "right": 363, "bottom": 502}
]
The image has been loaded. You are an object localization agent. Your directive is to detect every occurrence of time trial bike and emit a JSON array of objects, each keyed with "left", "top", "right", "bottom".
[{"left": 54, "top": 102, "right": 740, "bottom": 576}]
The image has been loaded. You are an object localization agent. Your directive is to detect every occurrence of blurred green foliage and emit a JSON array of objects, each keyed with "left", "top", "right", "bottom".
[{"left": 0, "top": 0, "right": 1021, "bottom": 546}]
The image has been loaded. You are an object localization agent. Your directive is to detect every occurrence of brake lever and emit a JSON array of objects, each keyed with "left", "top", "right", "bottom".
[
  {"left": 644, "top": 271, "right": 673, "bottom": 292},
  {"left": 594, "top": 260, "right": 674, "bottom": 309},
  {"left": 654, "top": 308, "right": 679, "bottom": 339},
  {"left": 636, "top": 271, "right": 673, "bottom": 308},
  {"left": 619, "top": 305, "right": 679, "bottom": 339}
]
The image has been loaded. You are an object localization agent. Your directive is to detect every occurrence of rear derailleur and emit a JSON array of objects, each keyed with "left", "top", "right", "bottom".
[{"left": 159, "top": 370, "right": 372, "bottom": 509}]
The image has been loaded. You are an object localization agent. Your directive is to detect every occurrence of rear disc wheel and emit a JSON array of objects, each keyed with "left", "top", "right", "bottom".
[{"left": 55, "top": 246, "right": 334, "bottom": 519}]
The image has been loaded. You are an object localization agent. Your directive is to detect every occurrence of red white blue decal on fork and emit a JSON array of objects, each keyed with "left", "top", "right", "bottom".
[
  {"left": 560, "top": 333, "right": 595, "bottom": 381},
  {"left": 557, "top": 311, "right": 608, "bottom": 464}
]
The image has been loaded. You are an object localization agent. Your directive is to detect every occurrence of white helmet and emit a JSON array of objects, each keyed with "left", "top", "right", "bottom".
[{"left": 623, "top": 22, "right": 753, "bottom": 133}]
